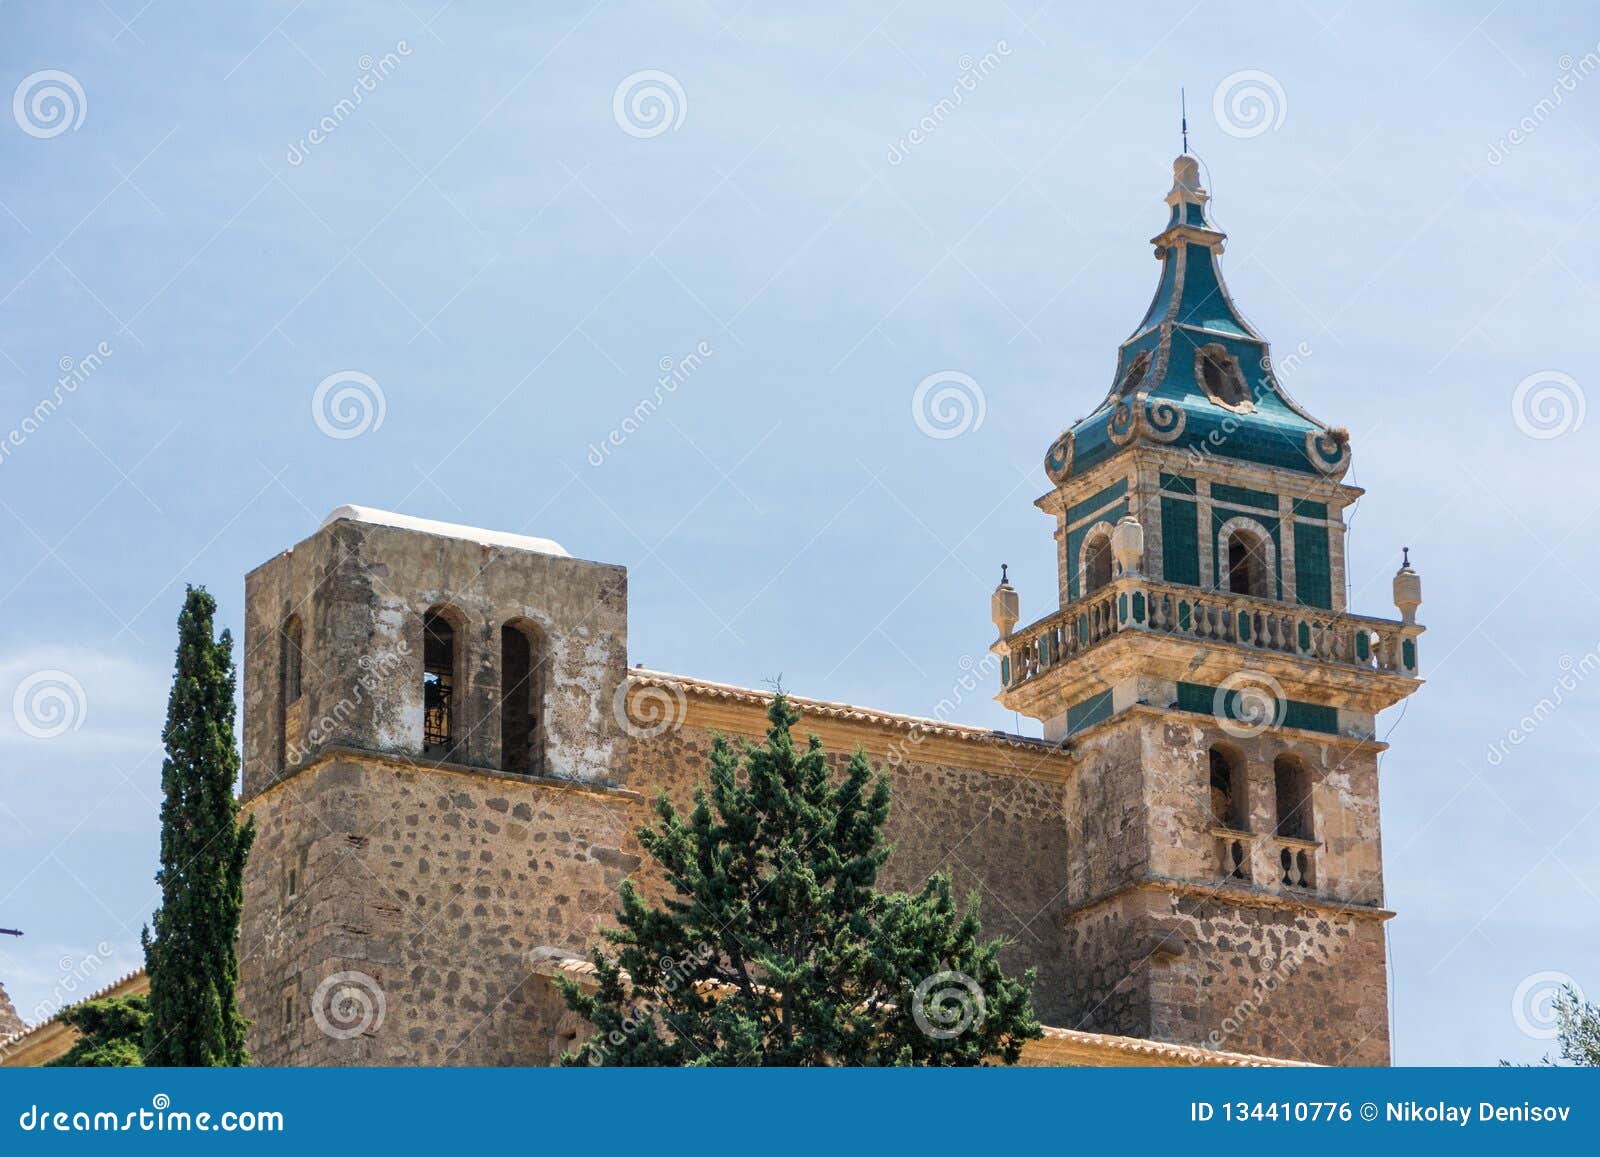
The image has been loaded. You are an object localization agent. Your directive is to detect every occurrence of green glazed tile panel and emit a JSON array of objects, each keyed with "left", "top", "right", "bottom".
[
  {"left": 1159, "top": 472, "right": 1198, "bottom": 495},
  {"left": 1210, "top": 483, "right": 1277, "bottom": 511},
  {"left": 1292, "top": 498, "right": 1329, "bottom": 519},
  {"left": 1160, "top": 495, "right": 1201, "bottom": 586},
  {"left": 1066, "top": 689, "right": 1114, "bottom": 735},
  {"left": 1293, "top": 520, "right": 1333, "bottom": 609},
  {"left": 1066, "top": 478, "right": 1129, "bottom": 526}
]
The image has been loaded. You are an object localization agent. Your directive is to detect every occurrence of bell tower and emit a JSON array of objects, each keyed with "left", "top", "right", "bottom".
[{"left": 993, "top": 155, "right": 1424, "bottom": 1065}]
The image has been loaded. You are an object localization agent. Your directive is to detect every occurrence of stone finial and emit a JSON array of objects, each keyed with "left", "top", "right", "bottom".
[
  {"left": 1111, "top": 514, "right": 1145, "bottom": 576},
  {"left": 1393, "top": 546, "right": 1422, "bottom": 624},
  {"left": 991, "top": 564, "right": 1019, "bottom": 639}
]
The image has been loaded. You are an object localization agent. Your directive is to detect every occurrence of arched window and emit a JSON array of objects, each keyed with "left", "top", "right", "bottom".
[
  {"left": 278, "top": 615, "right": 304, "bottom": 769},
  {"left": 1222, "top": 522, "right": 1273, "bottom": 599},
  {"left": 423, "top": 608, "right": 460, "bottom": 757},
  {"left": 1273, "top": 755, "right": 1314, "bottom": 841},
  {"left": 1209, "top": 746, "right": 1246, "bottom": 831},
  {"left": 281, "top": 616, "right": 303, "bottom": 705},
  {"left": 1081, "top": 524, "right": 1114, "bottom": 596},
  {"left": 500, "top": 620, "right": 545, "bottom": 776}
]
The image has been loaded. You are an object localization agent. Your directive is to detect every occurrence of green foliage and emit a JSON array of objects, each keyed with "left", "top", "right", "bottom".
[
  {"left": 140, "top": 586, "right": 256, "bottom": 1067},
  {"left": 46, "top": 995, "right": 148, "bottom": 1067},
  {"left": 1551, "top": 985, "right": 1600, "bottom": 1066},
  {"left": 561, "top": 692, "right": 1041, "bottom": 1066}
]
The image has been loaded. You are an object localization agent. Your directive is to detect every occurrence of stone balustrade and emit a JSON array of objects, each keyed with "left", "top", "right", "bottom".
[{"left": 999, "top": 576, "right": 1421, "bottom": 691}]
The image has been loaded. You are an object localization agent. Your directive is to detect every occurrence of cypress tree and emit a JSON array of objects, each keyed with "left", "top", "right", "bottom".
[
  {"left": 141, "top": 586, "right": 255, "bottom": 1066},
  {"left": 561, "top": 692, "right": 1041, "bottom": 1065}
]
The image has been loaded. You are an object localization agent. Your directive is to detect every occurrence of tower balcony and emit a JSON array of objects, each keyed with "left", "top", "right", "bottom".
[{"left": 995, "top": 576, "right": 1423, "bottom": 733}]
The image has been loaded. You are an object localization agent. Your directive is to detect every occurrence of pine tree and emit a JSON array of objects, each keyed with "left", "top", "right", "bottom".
[
  {"left": 141, "top": 586, "right": 255, "bottom": 1066},
  {"left": 561, "top": 692, "right": 1041, "bottom": 1065},
  {"left": 1551, "top": 986, "right": 1600, "bottom": 1066},
  {"left": 46, "top": 995, "right": 148, "bottom": 1067}
]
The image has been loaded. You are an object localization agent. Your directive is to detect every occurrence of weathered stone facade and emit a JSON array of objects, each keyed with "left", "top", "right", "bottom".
[{"left": 237, "top": 155, "right": 1424, "bottom": 1069}]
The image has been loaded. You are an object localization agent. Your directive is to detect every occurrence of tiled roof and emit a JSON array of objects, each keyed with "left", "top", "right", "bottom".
[{"left": 627, "top": 668, "right": 1061, "bottom": 753}]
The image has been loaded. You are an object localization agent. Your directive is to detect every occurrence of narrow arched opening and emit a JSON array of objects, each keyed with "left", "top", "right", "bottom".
[
  {"left": 423, "top": 608, "right": 461, "bottom": 758},
  {"left": 1209, "top": 745, "right": 1247, "bottom": 831},
  {"left": 1226, "top": 527, "right": 1272, "bottom": 598},
  {"left": 1083, "top": 528, "right": 1114, "bottom": 596},
  {"left": 1273, "top": 755, "right": 1314, "bottom": 842},
  {"left": 500, "top": 619, "right": 546, "bottom": 776}
]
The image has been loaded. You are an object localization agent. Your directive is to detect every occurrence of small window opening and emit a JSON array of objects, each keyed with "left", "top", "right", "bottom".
[
  {"left": 500, "top": 622, "right": 545, "bottom": 776},
  {"left": 1209, "top": 747, "right": 1246, "bottom": 831},
  {"left": 423, "top": 611, "right": 457, "bottom": 756},
  {"left": 1085, "top": 535, "right": 1113, "bottom": 595},
  {"left": 1226, "top": 530, "right": 1271, "bottom": 598},
  {"left": 1273, "top": 756, "right": 1314, "bottom": 842}
]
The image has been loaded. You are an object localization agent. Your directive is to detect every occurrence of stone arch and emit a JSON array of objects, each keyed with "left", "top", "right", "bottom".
[
  {"left": 1078, "top": 521, "right": 1116, "bottom": 597},
  {"left": 500, "top": 616, "right": 548, "bottom": 776},
  {"left": 422, "top": 604, "right": 467, "bottom": 759},
  {"left": 1217, "top": 515, "right": 1276, "bottom": 599},
  {"left": 1273, "top": 753, "right": 1315, "bottom": 841}
]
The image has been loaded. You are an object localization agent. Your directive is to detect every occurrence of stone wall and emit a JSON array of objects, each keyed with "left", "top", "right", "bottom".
[
  {"left": 239, "top": 682, "right": 1081, "bottom": 1064},
  {"left": 240, "top": 754, "right": 642, "bottom": 1066}
]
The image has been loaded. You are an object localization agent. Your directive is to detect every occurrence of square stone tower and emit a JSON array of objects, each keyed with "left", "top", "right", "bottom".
[
  {"left": 238, "top": 506, "right": 640, "bottom": 1064},
  {"left": 991, "top": 155, "right": 1424, "bottom": 1066}
]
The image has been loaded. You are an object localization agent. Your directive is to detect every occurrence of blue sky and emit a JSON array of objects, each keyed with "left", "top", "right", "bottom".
[{"left": 0, "top": 2, "right": 1596, "bottom": 1065}]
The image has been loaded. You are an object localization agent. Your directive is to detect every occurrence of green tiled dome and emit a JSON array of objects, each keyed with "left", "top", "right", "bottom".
[{"left": 1045, "top": 155, "right": 1350, "bottom": 485}]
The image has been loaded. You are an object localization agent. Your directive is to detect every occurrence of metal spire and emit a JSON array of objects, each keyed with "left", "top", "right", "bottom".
[{"left": 1181, "top": 88, "right": 1189, "bottom": 153}]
